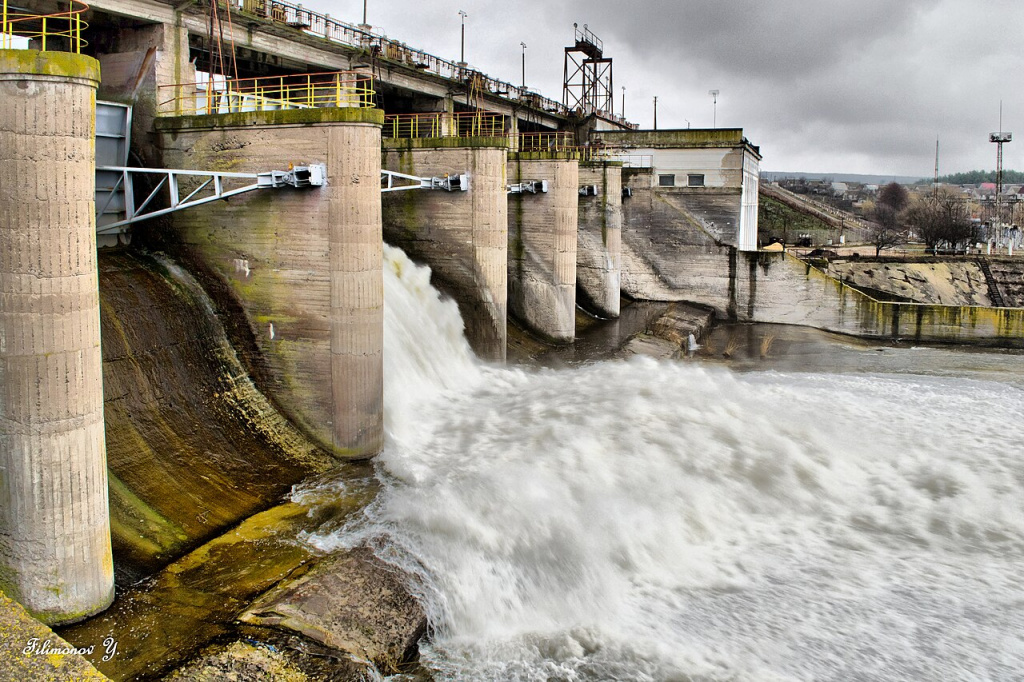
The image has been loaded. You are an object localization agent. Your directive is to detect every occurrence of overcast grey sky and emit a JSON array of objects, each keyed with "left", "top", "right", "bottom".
[{"left": 319, "top": 0, "right": 1023, "bottom": 176}]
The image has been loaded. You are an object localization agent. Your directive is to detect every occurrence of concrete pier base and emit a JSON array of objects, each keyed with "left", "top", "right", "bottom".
[
  {"left": 0, "top": 50, "right": 114, "bottom": 625},
  {"left": 507, "top": 153, "right": 579, "bottom": 342},
  {"left": 577, "top": 161, "right": 622, "bottom": 318},
  {"left": 382, "top": 138, "right": 510, "bottom": 361},
  {"left": 156, "top": 108, "right": 385, "bottom": 458}
]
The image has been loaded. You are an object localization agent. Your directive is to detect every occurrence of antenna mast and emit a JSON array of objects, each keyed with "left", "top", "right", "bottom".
[{"left": 990, "top": 101, "right": 1012, "bottom": 244}]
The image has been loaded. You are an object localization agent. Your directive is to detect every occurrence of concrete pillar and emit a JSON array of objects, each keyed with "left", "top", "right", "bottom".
[
  {"left": 0, "top": 50, "right": 113, "bottom": 625},
  {"left": 156, "top": 108, "right": 385, "bottom": 458},
  {"left": 507, "top": 153, "right": 579, "bottom": 342},
  {"left": 382, "top": 139, "right": 510, "bottom": 361},
  {"left": 577, "top": 161, "right": 622, "bottom": 318}
]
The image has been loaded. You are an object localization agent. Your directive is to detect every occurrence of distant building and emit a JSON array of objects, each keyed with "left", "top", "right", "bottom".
[{"left": 590, "top": 128, "right": 762, "bottom": 250}]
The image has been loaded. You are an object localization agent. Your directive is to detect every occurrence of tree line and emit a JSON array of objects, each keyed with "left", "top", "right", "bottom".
[
  {"left": 933, "top": 169, "right": 1024, "bottom": 185},
  {"left": 870, "top": 183, "right": 978, "bottom": 255}
]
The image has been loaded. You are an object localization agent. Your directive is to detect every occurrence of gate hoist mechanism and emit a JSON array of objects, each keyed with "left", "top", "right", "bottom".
[
  {"left": 578, "top": 185, "right": 598, "bottom": 196},
  {"left": 508, "top": 180, "right": 548, "bottom": 195},
  {"left": 381, "top": 170, "right": 470, "bottom": 193},
  {"left": 96, "top": 164, "right": 327, "bottom": 235}
]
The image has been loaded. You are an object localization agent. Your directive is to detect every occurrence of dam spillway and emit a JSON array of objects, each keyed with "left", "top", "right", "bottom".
[{"left": 1, "top": 0, "right": 1024, "bottom": 669}]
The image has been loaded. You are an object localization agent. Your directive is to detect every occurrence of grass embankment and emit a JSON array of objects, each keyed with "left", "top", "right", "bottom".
[{"left": 758, "top": 195, "right": 835, "bottom": 244}]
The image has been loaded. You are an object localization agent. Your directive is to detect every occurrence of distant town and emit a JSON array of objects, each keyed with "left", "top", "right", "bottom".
[{"left": 759, "top": 170, "right": 1024, "bottom": 257}]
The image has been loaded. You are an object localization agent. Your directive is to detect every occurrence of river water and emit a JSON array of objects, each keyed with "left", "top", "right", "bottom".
[{"left": 308, "top": 246, "right": 1024, "bottom": 681}]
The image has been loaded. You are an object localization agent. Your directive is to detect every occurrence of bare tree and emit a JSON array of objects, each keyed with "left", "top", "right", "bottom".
[
  {"left": 904, "top": 188, "right": 977, "bottom": 253},
  {"left": 870, "top": 203, "right": 904, "bottom": 256}
]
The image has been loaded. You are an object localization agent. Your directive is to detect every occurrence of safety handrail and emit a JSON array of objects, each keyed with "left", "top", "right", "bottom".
[
  {"left": 2, "top": 0, "right": 89, "bottom": 52},
  {"left": 225, "top": 0, "right": 575, "bottom": 119},
  {"left": 383, "top": 111, "right": 508, "bottom": 139},
  {"left": 158, "top": 69, "right": 375, "bottom": 116},
  {"left": 518, "top": 132, "right": 576, "bottom": 152}
]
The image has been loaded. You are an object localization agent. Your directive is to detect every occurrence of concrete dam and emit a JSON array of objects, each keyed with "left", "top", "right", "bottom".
[{"left": 1, "top": 0, "right": 1023, "bottom": 676}]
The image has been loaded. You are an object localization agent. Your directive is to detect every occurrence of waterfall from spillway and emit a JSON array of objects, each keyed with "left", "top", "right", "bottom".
[{"left": 307, "top": 244, "right": 1024, "bottom": 681}]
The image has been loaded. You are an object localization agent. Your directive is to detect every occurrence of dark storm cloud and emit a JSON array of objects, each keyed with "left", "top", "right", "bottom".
[
  {"left": 586, "top": 0, "right": 928, "bottom": 78},
  {"left": 323, "top": 0, "right": 1024, "bottom": 175}
]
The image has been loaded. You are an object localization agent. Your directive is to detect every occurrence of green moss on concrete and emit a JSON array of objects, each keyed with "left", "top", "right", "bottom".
[
  {"left": 155, "top": 106, "right": 384, "bottom": 131},
  {"left": 776, "top": 252, "right": 1024, "bottom": 345},
  {"left": 0, "top": 49, "right": 100, "bottom": 82},
  {"left": 107, "top": 472, "right": 190, "bottom": 569},
  {"left": 0, "top": 591, "right": 110, "bottom": 680},
  {"left": 580, "top": 160, "right": 623, "bottom": 169},
  {"left": 381, "top": 136, "right": 510, "bottom": 150},
  {"left": 595, "top": 128, "right": 744, "bottom": 147}
]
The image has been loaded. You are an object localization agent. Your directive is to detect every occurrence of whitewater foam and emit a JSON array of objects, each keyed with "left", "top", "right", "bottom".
[{"left": 307, "top": 246, "right": 1024, "bottom": 681}]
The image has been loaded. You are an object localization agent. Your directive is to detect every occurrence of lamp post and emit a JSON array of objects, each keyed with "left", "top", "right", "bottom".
[
  {"left": 458, "top": 10, "right": 467, "bottom": 65},
  {"left": 709, "top": 89, "right": 719, "bottom": 128},
  {"left": 653, "top": 96, "right": 657, "bottom": 130},
  {"left": 521, "top": 41, "right": 527, "bottom": 88},
  {"left": 362, "top": 0, "right": 367, "bottom": 26},
  {"left": 621, "top": 86, "right": 625, "bottom": 118}
]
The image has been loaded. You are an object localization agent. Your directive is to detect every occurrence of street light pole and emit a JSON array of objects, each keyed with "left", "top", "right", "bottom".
[
  {"left": 653, "top": 96, "right": 657, "bottom": 130},
  {"left": 362, "top": 0, "right": 367, "bottom": 26},
  {"left": 458, "top": 10, "right": 467, "bottom": 65},
  {"left": 709, "top": 89, "right": 719, "bottom": 128},
  {"left": 621, "top": 86, "right": 625, "bottom": 118},
  {"left": 521, "top": 41, "right": 526, "bottom": 88}
]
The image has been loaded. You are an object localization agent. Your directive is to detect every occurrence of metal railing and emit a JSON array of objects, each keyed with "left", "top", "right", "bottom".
[
  {"left": 604, "top": 154, "right": 653, "bottom": 168},
  {"left": 159, "top": 70, "right": 375, "bottom": 116},
  {"left": 2, "top": 0, "right": 88, "bottom": 52},
  {"left": 224, "top": 0, "right": 575, "bottom": 119},
  {"left": 518, "top": 131, "right": 576, "bottom": 152},
  {"left": 382, "top": 111, "right": 508, "bottom": 139}
]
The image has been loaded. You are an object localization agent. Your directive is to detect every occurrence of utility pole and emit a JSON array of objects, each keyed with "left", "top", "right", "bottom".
[
  {"left": 709, "top": 89, "right": 719, "bottom": 128},
  {"left": 653, "top": 96, "right": 657, "bottom": 130},
  {"left": 521, "top": 42, "right": 526, "bottom": 89},
  {"left": 458, "top": 10, "right": 467, "bottom": 65}
]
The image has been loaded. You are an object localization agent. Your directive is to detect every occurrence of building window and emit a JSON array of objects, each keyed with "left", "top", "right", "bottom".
[
  {"left": 687, "top": 174, "right": 705, "bottom": 187},
  {"left": 658, "top": 174, "right": 675, "bottom": 187}
]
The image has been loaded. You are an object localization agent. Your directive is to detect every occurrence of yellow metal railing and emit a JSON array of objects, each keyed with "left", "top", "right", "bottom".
[
  {"left": 159, "top": 70, "right": 375, "bottom": 116},
  {"left": 382, "top": 111, "right": 508, "bottom": 139},
  {"left": 518, "top": 132, "right": 576, "bottom": 153},
  {"left": 2, "top": 0, "right": 89, "bottom": 52}
]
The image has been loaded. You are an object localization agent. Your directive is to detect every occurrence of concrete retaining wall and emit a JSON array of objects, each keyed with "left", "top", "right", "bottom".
[
  {"left": 577, "top": 161, "right": 621, "bottom": 318},
  {"left": 156, "top": 108, "right": 385, "bottom": 458},
  {"left": 737, "top": 253, "right": 1024, "bottom": 345},
  {"left": 826, "top": 260, "right": 992, "bottom": 306},
  {"left": 381, "top": 138, "right": 510, "bottom": 361},
  {"left": 0, "top": 50, "right": 114, "bottom": 624},
  {"left": 507, "top": 153, "right": 579, "bottom": 342}
]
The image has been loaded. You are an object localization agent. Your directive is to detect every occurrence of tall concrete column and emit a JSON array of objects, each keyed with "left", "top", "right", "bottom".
[
  {"left": 577, "top": 161, "right": 622, "bottom": 318},
  {"left": 507, "top": 153, "right": 579, "bottom": 342},
  {"left": 382, "top": 138, "right": 509, "bottom": 361},
  {"left": 156, "top": 108, "right": 385, "bottom": 458},
  {"left": 329, "top": 122, "right": 384, "bottom": 455},
  {"left": 0, "top": 50, "right": 114, "bottom": 624}
]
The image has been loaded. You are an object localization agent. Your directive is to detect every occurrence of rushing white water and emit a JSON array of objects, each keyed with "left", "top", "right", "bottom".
[{"left": 310, "top": 245, "right": 1024, "bottom": 681}]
